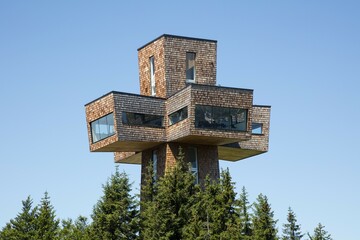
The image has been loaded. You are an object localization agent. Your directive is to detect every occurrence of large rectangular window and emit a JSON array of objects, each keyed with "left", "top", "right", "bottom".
[
  {"left": 150, "top": 56, "right": 156, "bottom": 96},
  {"left": 186, "top": 52, "right": 196, "bottom": 82},
  {"left": 195, "top": 105, "right": 248, "bottom": 131},
  {"left": 91, "top": 113, "right": 115, "bottom": 143},
  {"left": 122, "top": 112, "right": 163, "bottom": 128},
  {"left": 188, "top": 147, "right": 198, "bottom": 184},
  {"left": 168, "top": 106, "right": 188, "bottom": 126}
]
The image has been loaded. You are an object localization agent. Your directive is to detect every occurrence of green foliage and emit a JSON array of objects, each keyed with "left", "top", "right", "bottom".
[
  {"left": 34, "top": 191, "right": 60, "bottom": 240},
  {"left": 308, "top": 223, "right": 332, "bottom": 240},
  {"left": 0, "top": 156, "right": 334, "bottom": 240},
  {"left": 0, "top": 196, "right": 37, "bottom": 240},
  {"left": 0, "top": 193, "right": 60, "bottom": 240},
  {"left": 59, "top": 216, "right": 90, "bottom": 240},
  {"left": 90, "top": 166, "right": 139, "bottom": 240},
  {"left": 252, "top": 193, "right": 278, "bottom": 240},
  {"left": 282, "top": 207, "right": 303, "bottom": 240},
  {"left": 239, "top": 186, "right": 252, "bottom": 238},
  {"left": 141, "top": 147, "right": 197, "bottom": 240},
  {"left": 182, "top": 169, "right": 241, "bottom": 240}
]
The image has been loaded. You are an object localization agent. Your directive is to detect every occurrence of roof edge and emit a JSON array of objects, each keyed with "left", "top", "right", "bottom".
[
  {"left": 137, "top": 34, "right": 217, "bottom": 51},
  {"left": 84, "top": 91, "right": 166, "bottom": 106}
]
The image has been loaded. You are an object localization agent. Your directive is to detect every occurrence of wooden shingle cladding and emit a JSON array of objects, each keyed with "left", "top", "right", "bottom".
[{"left": 85, "top": 34, "right": 271, "bottom": 185}]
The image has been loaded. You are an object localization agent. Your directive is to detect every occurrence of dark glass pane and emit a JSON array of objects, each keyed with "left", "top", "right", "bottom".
[
  {"left": 122, "top": 112, "right": 163, "bottom": 127},
  {"left": 195, "top": 105, "right": 248, "bottom": 132},
  {"left": 195, "top": 105, "right": 212, "bottom": 128},
  {"left": 213, "top": 106, "right": 230, "bottom": 129},
  {"left": 169, "top": 107, "right": 188, "bottom": 126},
  {"left": 122, "top": 112, "right": 128, "bottom": 124},
  {"left": 230, "top": 108, "right": 247, "bottom": 131}
]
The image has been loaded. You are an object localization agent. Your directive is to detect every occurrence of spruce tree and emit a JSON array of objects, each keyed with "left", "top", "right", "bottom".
[
  {"left": 239, "top": 186, "right": 252, "bottom": 239},
  {"left": 183, "top": 169, "right": 240, "bottom": 240},
  {"left": 90, "top": 167, "right": 139, "bottom": 240},
  {"left": 59, "top": 216, "right": 90, "bottom": 240},
  {"left": 0, "top": 196, "right": 37, "bottom": 240},
  {"left": 141, "top": 147, "right": 197, "bottom": 240},
  {"left": 218, "top": 169, "right": 241, "bottom": 239},
  {"left": 34, "top": 191, "right": 60, "bottom": 240},
  {"left": 252, "top": 193, "right": 278, "bottom": 240},
  {"left": 308, "top": 223, "right": 332, "bottom": 240},
  {"left": 282, "top": 207, "right": 303, "bottom": 240}
]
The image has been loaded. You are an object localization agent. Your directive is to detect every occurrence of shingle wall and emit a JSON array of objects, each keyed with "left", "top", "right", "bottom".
[
  {"left": 164, "top": 37, "right": 217, "bottom": 97},
  {"left": 85, "top": 93, "right": 118, "bottom": 152},
  {"left": 138, "top": 35, "right": 217, "bottom": 98},
  {"left": 166, "top": 86, "right": 192, "bottom": 141},
  {"left": 138, "top": 37, "right": 166, "bottom": 98},
  {"left": 189, "top": 84, "right": 254, "bottom": 141},
  {"left": 240, "top": 106, "right": 271, "bottom": 152},
  {"left": 113, "top": 93, "right": 166, "bottom": 143}
]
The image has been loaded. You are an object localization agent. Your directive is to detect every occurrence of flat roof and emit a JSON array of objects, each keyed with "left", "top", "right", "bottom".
[{"left": 137, "top": 34, "right": 217, "bottom": 51}]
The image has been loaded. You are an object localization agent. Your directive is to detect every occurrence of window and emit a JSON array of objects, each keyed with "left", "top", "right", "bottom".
[
  {"left": 186, "top": 52, "right": 196, "bottom": 82},
  {"left": 252, "top": 122, "right": 263, "bottom": 135},
  {"left": 150, "top": 56, "right": 156, "bottom": 96},
  {"left": 188, "top": 147, "right": 198, "bottom": 184},
  {"left": 91, "top": 113, "right": 115, "bottom": 143},
  {"left": 168, "top": 107, "right": 188, "bottom": 126},
  {"left": 152, "top": 149, "right": 158, "bottom": 181},
  {"left": 122, "top": 112, "right": 163, "bottom": 127},
  {"left": 195, "top": 105, "right": 248, "bottom": 131}
]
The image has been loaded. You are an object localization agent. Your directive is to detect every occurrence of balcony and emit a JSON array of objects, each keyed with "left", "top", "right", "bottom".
[
  {"left": 85, "top": 91, "right": 166, "bottom": 152},
  {"left": 167, "top": 84, "right": 254, "bottom": 145}
]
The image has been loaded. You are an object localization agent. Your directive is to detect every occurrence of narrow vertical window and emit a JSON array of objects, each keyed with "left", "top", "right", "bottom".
[
  {"left": 186, "top": 52, "right": 196, "bottom": 82},
  {"left": 150, "top": 56, "right": 156, "bottom": 96},
  {"left": 152, "top": 149, "right": 158, "bottom": 180},
  {"left": 188, "top": 147, "right": 198, "bottom": 184}
]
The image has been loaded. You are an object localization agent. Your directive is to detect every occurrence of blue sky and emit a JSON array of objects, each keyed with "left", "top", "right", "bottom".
[{"left": 1, "top": 1, "right": 359, "bottom": 238}]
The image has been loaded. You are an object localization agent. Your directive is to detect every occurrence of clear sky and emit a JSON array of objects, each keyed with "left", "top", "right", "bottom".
[{"left": 1, "top": 1, "right": 359, "bottom": 238}]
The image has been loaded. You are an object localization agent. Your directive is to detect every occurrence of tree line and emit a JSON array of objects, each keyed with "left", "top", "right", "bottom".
[{"left": 1, "top": 149, "right": 332, "bottom": 239}]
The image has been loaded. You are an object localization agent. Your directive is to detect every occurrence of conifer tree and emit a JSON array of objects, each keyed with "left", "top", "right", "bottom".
[
  {"left": 183, "top": 169, "right": 240, "bottom": 240},
  {"left": 139, "top": 160, "right": 160, "bottom": 239},
  {"left": 0, "top": 196, "right": 37, "bottom": 240},
  {"left": 90, "top": 167, "right": 139, "bottom": 240},
  {"left": 141, "top": 147, "right": 197, "bottom": 240},
  {"left": 282, "top": 207, "right": 303, "bottom": 240},
  {"left": 252, "top": 193, "right": 278, "bottom": 240},
  {"left": 238, "top": 186, "right": 252, "bottom": 238},
  {"left": 308, "top": 223, "right": 332, "bottom": 240},
  {"left": 218, "top": 169, "right": 241, "bottom": 239},
  {"left": 59, "top": 216, "right": 90, "bottom": 240},
  {"left": 34, "top": 191, "right": 60, "bottom": 240}
]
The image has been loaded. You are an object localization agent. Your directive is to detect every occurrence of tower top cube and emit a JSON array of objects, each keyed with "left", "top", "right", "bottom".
[{"left": 138, "top": 34, "right": 217, "bottom": 98}]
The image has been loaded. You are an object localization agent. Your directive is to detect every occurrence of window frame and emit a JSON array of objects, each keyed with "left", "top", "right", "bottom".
[
  {"left": 195, "top": 104, "right": 248, "bottom": 132},
  {"left": 152, "top": 149, "right": 158, "bottom": 181},
  {"left": 168, "top": 106, "right": 188, "bottom": 126},
  {"left": 186, "top": 52, "right": 196, "bottom": 83},
  {"left": 188, "top": 146, "right": 198, "bottom": 184},
  {"left": 90, "top": 113, "right": 115, "bottom": 143},
  {"left": 122, "top": 112, "right": 164, "bottom": 128},
  {"left": 251, "top": 122, "right": 263, "bottom": 135},
  {"left": 150, "top": 56, "right": 156, "bottom": 96}
]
